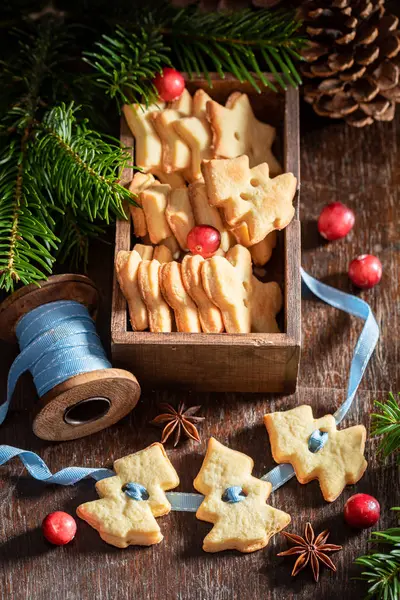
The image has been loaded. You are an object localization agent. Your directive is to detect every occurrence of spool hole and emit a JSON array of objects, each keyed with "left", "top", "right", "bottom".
[{"left": 64, "top": 397, "right": 111, "bottom": 426}]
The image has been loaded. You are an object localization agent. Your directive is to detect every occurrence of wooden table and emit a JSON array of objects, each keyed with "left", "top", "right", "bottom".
[{"left": 0, "top": 103, "right": 399, "bottom": 600}]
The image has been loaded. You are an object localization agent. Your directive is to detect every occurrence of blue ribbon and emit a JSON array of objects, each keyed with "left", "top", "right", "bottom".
[
  {"left": 263, "top": 267, "right": 379, "bottom": 492},
  {"left": 0, "top": 445, "right": 113, "bottom": 484},
  {"left": 1, "top": 300, "right": 112, "bottom": 425},
  {"left": 308, "top": 429, "right": 329, "bottom": 453},
  {"left": 222, "top": 486, "right": 246, "bottom": 503},
  {"left": 123, "top": 482, "right": 150, "bottom": 501},
  {"left": 0, "top": 269, "right": 379, "bottom": 508}
]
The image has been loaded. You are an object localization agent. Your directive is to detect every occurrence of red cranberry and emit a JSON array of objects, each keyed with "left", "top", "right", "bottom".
[
  {"left": 187, "top": 225, "right": 221, "bottom": 258},
  {"left": 344, "top": 494, "right": 380, "bottom": 529},
  {"left": 348, "top": 255, "right": 382, "bottom": 289},
  {"left": 42, "top": 511, "right": 77, "bottom": 545},
  {"left": 153, "top": 68, "right": 185, "bottom": 102},
  {"left": 318, "top": 202, "right": 355, "bottom": 241}
]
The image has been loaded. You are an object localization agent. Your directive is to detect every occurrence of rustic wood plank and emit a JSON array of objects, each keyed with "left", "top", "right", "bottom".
[
  {"left": 0, "top": 96, "right": 399, "bottom": 599},
  {"left": 0, "top": 386, "right": 399, "bottom": 600}
]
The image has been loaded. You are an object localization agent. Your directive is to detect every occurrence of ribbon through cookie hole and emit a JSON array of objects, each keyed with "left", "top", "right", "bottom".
[
  {"left": 221, "top": 486, "right": 247, "bottom": 503},
  {"left": 308, "top": 429, "right": 329, "bottom": 454},
  {"left": 122, "top": 482, "right": 149, "bottom": 501}
]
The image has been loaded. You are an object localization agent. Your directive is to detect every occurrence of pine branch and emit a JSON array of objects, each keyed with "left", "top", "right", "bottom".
[
  {"left": 0, "top": 21, "right": 137, "bottom": 291},
  {"left": 0, "top": 137, "right": 58, "bottom": 291},
  {"left": 37, "top": 103, "right": 135, "bottom": 222},
  {"left": 166, "top": 6, "right": 306, "bottom": 92},
  {"left": 84, "top": 4, "right": 306, "bottom": 108},
  {"left": 84, "top": 24, "right": 170, "bottom": 110},
  {"left": 54, "top": 207, "right": 106, "bottom": 269},
  {"left": 355, "top": 509, "right": 400, "bottom": 599},
  {"left": 371, "top": 393, "right": 400, "bottom": 461},
  {"left": 0, "top": 20, "right": 65, "bottom": 291}
]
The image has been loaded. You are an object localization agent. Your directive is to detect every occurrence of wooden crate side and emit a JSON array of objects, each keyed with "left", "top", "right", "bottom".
[
  {"left": 283, "top": 86, "right": 301, "bottom": 349},
  {"left": 112, "top": 117, "right": 134, "bottom": 335},
  {"left": 112, "top": 339, "right": 297, "bottom": 393}
]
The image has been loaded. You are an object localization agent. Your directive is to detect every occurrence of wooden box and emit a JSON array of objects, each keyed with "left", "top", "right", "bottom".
[{"left": 111, "top": 75, "right": 301, "bottom": 393}]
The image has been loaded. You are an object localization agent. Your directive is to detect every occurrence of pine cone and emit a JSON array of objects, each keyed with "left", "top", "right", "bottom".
[{"left": 300, "top": 0, "right": 400, "bottom": 127}]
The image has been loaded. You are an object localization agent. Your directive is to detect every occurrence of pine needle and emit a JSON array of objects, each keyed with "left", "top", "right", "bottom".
[
  {"left": 85, "top": 4, "right": 306, "bottom": 108},
  {"left": 0, "top": 139, "right": 58, "bottom": 291},
  {"left": 38, "top": 103, "right": 134, "bottom": 223},
  {"left": 371, "top": 393, "right": 400, "bottom": 461},
  {"left": 355, "top": 509, "right": 400, "bottom": 600},
  {"left": 84, "top": 24, "right": 170, "bottom": 110},
  {"left": 0, "top": 23, "right": 138, "bottom": 291}
]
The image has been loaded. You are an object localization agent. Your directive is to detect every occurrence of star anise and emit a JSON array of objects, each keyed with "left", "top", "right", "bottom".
[
  {"left": 150, "top": 402, "right": 205, "bottom": 447},
  {"left": 277, "top": 522, "right": 342, "bottom": 583}
]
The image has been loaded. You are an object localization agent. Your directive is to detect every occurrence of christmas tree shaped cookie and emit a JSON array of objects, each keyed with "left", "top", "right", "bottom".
[
  {"left": 264, "top": 405, "right": 367, "bottom": 502},
  {"left": 76, "top": 443, "right": 179, "bottom": 548},
  {"left": 193, "top": 438, "right": 291, "bottom": 553}
]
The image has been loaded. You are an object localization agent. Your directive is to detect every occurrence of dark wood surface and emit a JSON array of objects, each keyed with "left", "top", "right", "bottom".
[{"left": 0, "top": 103, "right": 399, "bottom": 600}]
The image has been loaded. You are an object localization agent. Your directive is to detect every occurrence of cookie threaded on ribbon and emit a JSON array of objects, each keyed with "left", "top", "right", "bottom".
[
  {"left": 264, "top": 405, "right": 367, "bottom": 502},
  {"left": 76, "top": 443, "right": 179, "bottom": 548},
  {"left": 193, "top": 437, "right": 291, "bottom": 553}
]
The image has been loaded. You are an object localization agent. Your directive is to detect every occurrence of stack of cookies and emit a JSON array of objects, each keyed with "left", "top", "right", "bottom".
[{"left": 116, "top": 87, "right": 298, "bottom": 334}]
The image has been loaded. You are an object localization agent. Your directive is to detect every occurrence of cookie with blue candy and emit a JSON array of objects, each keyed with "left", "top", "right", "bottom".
[
  {"left": 264, "top": 405, "right": 367, "bottom": 503},
  {"left": 76, "top": 443, "right": 179, "bottom": 548},
  {"left": 193, "top": 437, "right": 291, "bottom": 553}
]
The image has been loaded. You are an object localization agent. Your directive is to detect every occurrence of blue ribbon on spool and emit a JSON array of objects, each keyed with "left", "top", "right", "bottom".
[
  {"left": 0, "top": 300, "right": 112, "bottom": 425},
  {"left": 0, "top": 268, "right": 380, "bottom": 507}
]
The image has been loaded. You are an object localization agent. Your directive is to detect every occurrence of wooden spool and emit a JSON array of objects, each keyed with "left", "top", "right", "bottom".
[{"left": 0, "top": 274, "right": 141, "bottom": 441}]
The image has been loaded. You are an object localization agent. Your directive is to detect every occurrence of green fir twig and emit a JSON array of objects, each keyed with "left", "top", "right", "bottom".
[
  {"left": 355, "top": 509, "right": 400, "bottom": 599},
  {"left": 84, "top": 24, "right": 170, "bottom": 110},
  {"left": 38, "top": 103, "right": 134, "bottom": 222},
  {"left": 0, "top": 22, "right": 137, "bottom": 292},
  {"left": 85, "top": 4, "right": 306, "bottom": 109},
  {"left": 0, "top": 20, "right": 64, "bottom": 291},
  {"left": 166, "top": 7, "right": 305, "bottom": 92},
  {"left": 371, "top": 393, "right": 400, "bottom": 461}
]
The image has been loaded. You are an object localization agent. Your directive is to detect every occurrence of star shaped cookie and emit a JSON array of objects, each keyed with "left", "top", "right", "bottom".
[
  {"left": 206, "top": 92, "right": 282, "bottom": 176},
  {"left": 193, "top": 438, "right": 291, "bottom": 553},
  {"left": 264, "top": 405, "right": 368, "bottom": 502},
  {"left": 76, "top": 443, "right": 179, "bottom": 547},
  {"left": 202, "top": 155, "right": 297, "bottom": 246}
]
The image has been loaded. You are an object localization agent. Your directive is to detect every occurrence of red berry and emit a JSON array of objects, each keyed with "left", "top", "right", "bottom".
[
  {"left": 348, "top": 254, "right": 382, "bottom": 289},
  {"left": 153, "top": 68, "right": 185, "bottom": 102},
  {"left": 42, "top": 511, "right": 77, "bottom": 545},
  {"left": 344, "top": 494, "right": 380, "bottom": 529},
  {"left": 318, "top": 202, "right": 355, "bottom": 241},
  {"left": 187, "top": 225, "right": 221, "bottom": 258}
]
